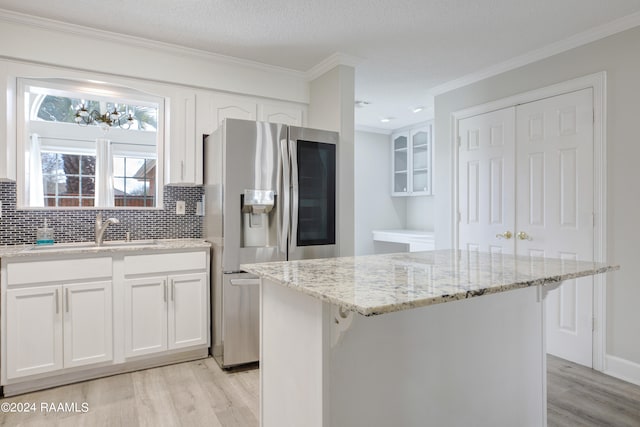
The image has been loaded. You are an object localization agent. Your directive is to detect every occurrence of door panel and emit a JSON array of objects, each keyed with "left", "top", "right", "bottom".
[
  {"left": 168, "top": 273, "right": 208, "bottom": 350},
  {"left": 288, "top": 126, "right": 339, "bottom": 260},
  {"left": 457, "top": 88, "right": 595, "bottom": 367},
  {"left": 458, "top": 107, "right": 516, "bottom": 254},
  {"left": 64, "top": 281, "right": 113, "bottom": 368},
  {"left": 222, "top": 273, "right": 260, "bottom": 366},
  {"left": 124, "top": 277, "right": 168, "bottom": 358},
  {"left": 515, "top": 88, "right": 594, "bottom": 367},
  {"left": 6, "top": 286, "right": 63, "bottom": 379}
]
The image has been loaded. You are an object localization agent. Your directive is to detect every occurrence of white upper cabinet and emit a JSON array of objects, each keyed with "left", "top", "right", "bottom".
[
  {"left": 392, "top": 132, "right": 410, "bottom": 195},
  {"left": 197, "top": 93, "right": 257, "bottom": 135},
  {"left": 212, "top": 95, "right": 258, "bottom": 125},
  {"left": 391, "top": 123, "right": 433, "bottom": 197},
  {"left": 410, "top": 125, "right": 433, "bottom": 195},
  {"left": 258, "top": 103, "right": 304, "bottom": 126},
  {"left": 166, "top": 89, "right": 197, "bottom": 185},
  {"left": 0, "top": 62, "right": 15, "bottom": 181}
]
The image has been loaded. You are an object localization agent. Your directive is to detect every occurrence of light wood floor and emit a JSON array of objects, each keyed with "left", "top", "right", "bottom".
[
  {"left": 547, "top": 355, "right": 640, "bottom": 427},
  {"left": 1, "top": 355, "right": 639, "bottom": 426}
]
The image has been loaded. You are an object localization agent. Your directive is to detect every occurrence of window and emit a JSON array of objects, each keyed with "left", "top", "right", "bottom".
[
  {"left": 113, "top": 156, "right": 156, "bottom": 207},
  {"left": 42, "top": 153, "right": 96, "bottom": 207},
  {"left": 18, "top": 78, "right": 163, "bottom": 208}
]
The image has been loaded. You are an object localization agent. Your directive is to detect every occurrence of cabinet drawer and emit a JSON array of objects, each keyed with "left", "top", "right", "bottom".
[
  {"left": 7, "top": 257, "right": 112, "bottom": 286},
  {"left": 124, "top": 251, "right": 206, "bottom": 276}
]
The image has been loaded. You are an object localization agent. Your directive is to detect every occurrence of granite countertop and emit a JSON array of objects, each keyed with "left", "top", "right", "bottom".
[
  {"left": 242, "top": 250, "right": 619, "bottom": 316},
  {"left": 0, "top": 238, "right": 211, "bottom": 258}
]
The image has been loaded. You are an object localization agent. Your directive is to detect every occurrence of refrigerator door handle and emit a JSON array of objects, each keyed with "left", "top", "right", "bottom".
[
  {"left": 229, "top": 278, "right": 261, "bottom": 286},
  {"left": 289, "top": 138, "right": 299, "bottom": 254},
  {"left": 280, "top": 138, "right": 290, "bottom": 255}
]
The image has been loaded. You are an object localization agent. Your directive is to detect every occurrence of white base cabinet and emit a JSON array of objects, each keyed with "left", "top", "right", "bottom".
[
  {"left": 169, "top": 273, "right": 209, "bottom": 350},
  {"left": 124, "top": 277, "right": 168, "bottom": 358},
  {"left": 124, "top": 272, "right": 208, "bottom": 358},
  {"left": 1, "top": 248, "right": 209, "bottom": 394},
  {"left": 63, "top": 281, "right": 113, "bottom": 369},
  {"left": 6, "top": 281, "right": 112, "bottom": 379},
  {"left": 6, "top": 285, "right": 63, "bottom": 379}
]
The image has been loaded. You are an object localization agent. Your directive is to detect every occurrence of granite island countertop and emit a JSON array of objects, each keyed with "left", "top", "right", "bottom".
[
  {"left": 242, "top": 250, "right": 619, "bottom": 316},
  {"left": 0, "top": 238, "right": 211, "bottom": 259}
]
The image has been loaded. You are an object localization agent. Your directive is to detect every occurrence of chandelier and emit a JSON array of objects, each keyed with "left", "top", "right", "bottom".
[{"left": 75, "top": 103, "right": 135, "bottom": 129}]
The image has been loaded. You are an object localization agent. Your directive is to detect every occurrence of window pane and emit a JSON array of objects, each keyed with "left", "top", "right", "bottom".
[
  {"left": 59, "top": 198, "right": 79, "bottom": 207},
  {"left": 41, "top": 153, "right": 63, "bottom": 175},
  {"left": 61, "top": 154, "right": 80, "bottom": 174},
  {"left": 125, "top": 179, "right": 145, "bottom": 196},
  {"left": 80, "top": 156, "right": 96, "bottom": 175},
  {"left": 81, "top": 177, "right": 96, "bottom": 196},
  {"left": 113, "top": 157, "right": 125, "bottom": 176},
  {"left": 43, "top": 176, "right": 64, "bottom": 195}
]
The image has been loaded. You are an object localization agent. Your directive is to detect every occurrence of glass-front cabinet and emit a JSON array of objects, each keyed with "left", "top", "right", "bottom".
[
  {"left": 391, "top": 123, "right": 433, "bottom": 197},
  {"left": 392, "top": 133, "right": 409, "bottom": 195}
]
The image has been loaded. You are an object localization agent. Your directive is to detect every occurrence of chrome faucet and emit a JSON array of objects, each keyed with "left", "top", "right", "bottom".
[{"left": 95, "top": 213, "right": 120, "bottom": 246}]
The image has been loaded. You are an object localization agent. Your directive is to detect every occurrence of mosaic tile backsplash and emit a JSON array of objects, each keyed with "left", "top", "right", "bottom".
[{"left": 0, "top": 182, "right": 203, "bottom": 245}]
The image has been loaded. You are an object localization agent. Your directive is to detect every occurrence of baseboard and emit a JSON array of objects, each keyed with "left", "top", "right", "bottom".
[
  {"left": 2, "top": 347, "right": 209, "bottom": 397},
  {"left": 604, "top": 354, "right": 640, "bottom": 387}
]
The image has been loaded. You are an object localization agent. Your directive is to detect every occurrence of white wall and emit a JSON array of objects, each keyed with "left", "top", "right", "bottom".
[
  {"left": 308, "top": 65, "right": 356, "bottom": 256},
  {"left": 433, "top": 25, "right": 640, "bottom": 371},
  {"left": 0, "top": 13, "right": 308, "bottom": 103},
  {"left": 406, "top": 196, "right": 434, "bottom": 231},
  {"left": 354, "top": 131, "right": 406, "bottom": 255}
]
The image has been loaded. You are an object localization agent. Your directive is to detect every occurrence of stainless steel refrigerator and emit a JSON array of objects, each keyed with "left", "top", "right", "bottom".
[{"left": 203, "top": 118, "right": 339, "bottom": 368}]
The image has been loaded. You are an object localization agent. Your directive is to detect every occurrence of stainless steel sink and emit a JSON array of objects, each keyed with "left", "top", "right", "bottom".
[
  {"left": 25, "top": 240, "right": 158, "bottom": 253},
  {"left": 27, "top": 242, "right": 96, "bottom": 252},
  {"left": 101, "top": 240, "right": 157, "bottom": 247}
]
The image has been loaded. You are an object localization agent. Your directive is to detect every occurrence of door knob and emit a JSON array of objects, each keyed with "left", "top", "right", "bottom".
[
  {"left": 495, "top": 231, "right": 512, "bottom": 239},
  {"left": 517, "top": 231, "right": 531, "bottom": 240}
]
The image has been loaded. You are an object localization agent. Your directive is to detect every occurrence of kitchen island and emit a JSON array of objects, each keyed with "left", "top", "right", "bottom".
[{"left": 242, "top": 250, "right": 618, "bottom": 427}]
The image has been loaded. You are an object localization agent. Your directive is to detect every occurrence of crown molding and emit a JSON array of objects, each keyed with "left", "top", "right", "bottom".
[
  {"left": 306, "top": 52, "right": 362, "bottom": 81},
  {"left": 0, "top": 8, "right": 306, "bottom": 80},
  {"left": 428, "top": 10, "right": 640, "bottom": 97},
  {"left": 354, "top": 124, "right": 393, "bottom": 135}
]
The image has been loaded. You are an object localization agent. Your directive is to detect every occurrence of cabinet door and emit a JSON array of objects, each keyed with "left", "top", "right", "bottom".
[
  {"left": 258, "top": 103, "right": 303, "bottom": 126},
  {"left": 63, "top": 281, "right": 113, "bottom": 368},
  {"left": 168, "top": 273, "right": 208, "bottom": 350},
  {"left": 410, "top": 125, "right": 432, "bottom": 195},
  {"left": 211, "top": 94, "right": 257, "bottom": 129},
  {"left": 124, "top": 277, "right": 168, "bottom": 358},
  {"left": 6, "top": 286, "right": 63, "bottom": 379},
  {"left": 167, "top": 90, "right": 197, "bottom": 185},
  {"left": 391, "top": 132, "right": 410, "bottom": 196}
]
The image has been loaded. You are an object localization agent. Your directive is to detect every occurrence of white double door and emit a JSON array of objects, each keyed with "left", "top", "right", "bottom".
[{"left": 458, "top": 88, "right": 595, "bottom": 367}]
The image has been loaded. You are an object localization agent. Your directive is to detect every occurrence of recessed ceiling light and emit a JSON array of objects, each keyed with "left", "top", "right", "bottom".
[
  {"left": 355, "top": 100, "right": 371, "bottom": 108},
  {"left": 380, "top": 117, "right": 393, "bottom": 123},
  {"left": 412, "top": 106, "right": 424, "bottom": 113}
]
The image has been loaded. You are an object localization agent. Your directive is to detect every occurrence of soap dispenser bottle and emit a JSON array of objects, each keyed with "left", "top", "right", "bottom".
[{"left": 36, "top": 219, "right": 55, "bottom": 245}]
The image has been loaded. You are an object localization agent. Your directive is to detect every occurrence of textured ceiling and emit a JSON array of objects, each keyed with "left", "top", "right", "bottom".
[{"left": 1, "top": 0, "right": 640, "bottom": 131}]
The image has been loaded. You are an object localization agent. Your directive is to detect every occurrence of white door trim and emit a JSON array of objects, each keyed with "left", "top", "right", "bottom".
[{"left": 450, "top": 71, "right": 607, "bottom": 371}]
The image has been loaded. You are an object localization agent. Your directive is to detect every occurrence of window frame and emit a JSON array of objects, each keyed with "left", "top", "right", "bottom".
[{"left": 16, "top": 77, "right": 165, "bottom": 210}]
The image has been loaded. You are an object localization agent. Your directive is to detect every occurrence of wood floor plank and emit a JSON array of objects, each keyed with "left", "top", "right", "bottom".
[
  {"left": 161, "top": 361, "right": 223, "bottom": 427},
  {"left": 2, "top": 354, "right": 640, "bottom": 426},
  {"left": 131, "top": 366, "right": 181, "bottom": 427},
  {"left": 547, "top": 355, "right": 640, "bottom": 427}
]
